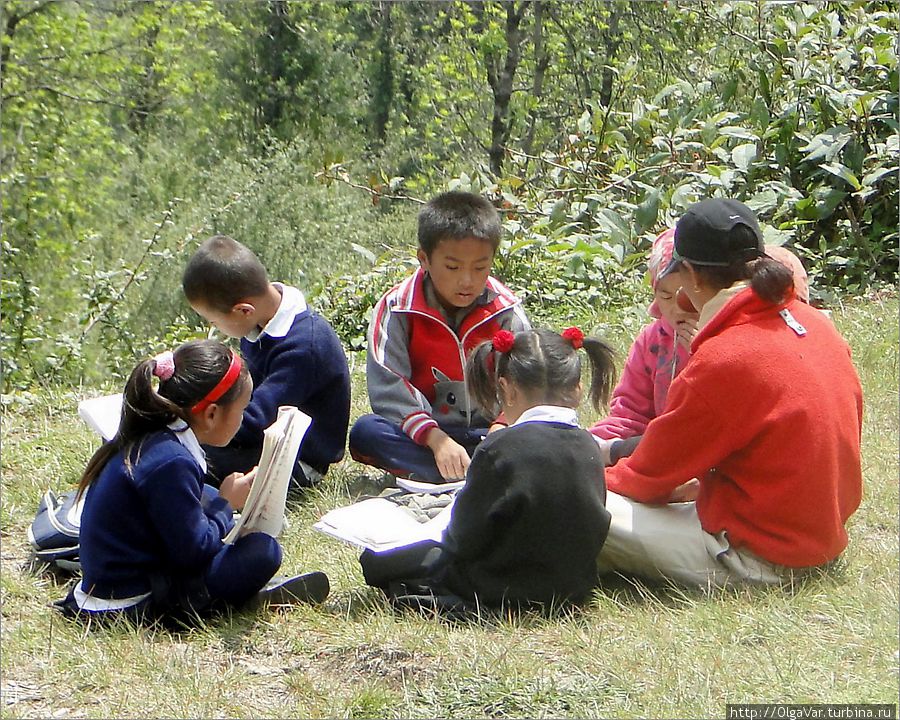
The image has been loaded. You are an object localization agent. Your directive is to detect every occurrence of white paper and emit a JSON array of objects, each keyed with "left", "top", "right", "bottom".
[
  {"left": 395, "top": 477, "right": 466, "bottom": 494},
  {"left": 314, "top": 495, "right": 455, "bottom": 552},
  {"left": 224, "top": 406, "right": 311, "bottom": 543},
  {"left": 77, "top": 393, "right": 124, "bottom": 441}
]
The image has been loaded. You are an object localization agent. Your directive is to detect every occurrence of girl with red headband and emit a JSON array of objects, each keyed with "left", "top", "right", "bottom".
[
  {"left": 362, "top": 327, "right": 618, "bottom": 610},
  {"left": 56, "top": 339, "right": 329, "bottom": 623}
]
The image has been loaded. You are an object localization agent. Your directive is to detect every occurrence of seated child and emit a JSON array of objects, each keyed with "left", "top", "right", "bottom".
[
  {"left": 349, "top": 191, "right": 530, "bottom": 484},
  {"left": 361, "top": 327, "right": 616, "bottom": 609},
  {"left": 182, "top": 235, "right": 350, "bottom": 488},
  {"left": 589, "top": 229, "right": 698, "bottom": 464},
  {"left": 56, "top": 340, "right": 329, "bottom": 622}
]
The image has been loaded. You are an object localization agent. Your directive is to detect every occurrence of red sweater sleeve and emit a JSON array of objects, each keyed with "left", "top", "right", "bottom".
[{"left": 605, "top": 365, "right": 730, "bottom": 503}]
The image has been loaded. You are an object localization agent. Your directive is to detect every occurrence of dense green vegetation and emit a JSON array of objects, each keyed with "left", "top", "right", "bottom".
[
  {"left": 2, "top": 0, "right": 897, "bottom": 393},
  {"left": 1, "top": 4, "right": 897, "bottom": 717}
]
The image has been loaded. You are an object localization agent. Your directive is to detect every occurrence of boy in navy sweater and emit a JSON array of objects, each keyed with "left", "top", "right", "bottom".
[{"left": 183, "top": 235, "right": 350, "bottom": 488}]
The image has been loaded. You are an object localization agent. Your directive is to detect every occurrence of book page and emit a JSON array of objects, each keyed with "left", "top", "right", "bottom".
[
  {"left": 77, "top": 394, "right": 123, "bottom": 441},
  {"left": 314, "top": 496, "right": 456, "bottom": 552},
  {"left": 224, "top": 406, "right": 311, "bottom": 544}
]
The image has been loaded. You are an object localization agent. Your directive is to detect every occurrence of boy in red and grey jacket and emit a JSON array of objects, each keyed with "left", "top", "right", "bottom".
[{"left": 349, "top": 191, "right": 530, "bottom": 483}]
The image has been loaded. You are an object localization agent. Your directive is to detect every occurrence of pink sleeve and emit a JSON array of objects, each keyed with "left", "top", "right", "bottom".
[{"left": 589, "top": 324, "right": 658, "bottom": 440}]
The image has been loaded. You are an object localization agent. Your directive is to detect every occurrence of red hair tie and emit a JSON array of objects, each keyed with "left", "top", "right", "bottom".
[
  {"left": 492, "top": 330, "right": 516, "bottom": 353},
  {"left": 561, "top": 327, "right": 584, "bottom": 349},
  {"left": 191, "top": 350, "right": 243, "bottom": 414}
]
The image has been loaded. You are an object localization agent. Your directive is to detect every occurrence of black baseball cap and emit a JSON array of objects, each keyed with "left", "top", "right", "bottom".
[{"left": 663, "top": 198, "right": 765, "bottom": 277}]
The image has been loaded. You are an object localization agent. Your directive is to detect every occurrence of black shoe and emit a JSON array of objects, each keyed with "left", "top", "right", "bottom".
[{"left": 257, "top": 572, "right": 330, "bottom": 606}]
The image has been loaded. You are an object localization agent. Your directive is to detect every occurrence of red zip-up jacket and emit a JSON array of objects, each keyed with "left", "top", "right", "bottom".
[
  {"left": 366, "top": 268, "right": 530, "bottom": 444},
  {"left": 606, "top": 287, "right": 863, "bottom": 568}
]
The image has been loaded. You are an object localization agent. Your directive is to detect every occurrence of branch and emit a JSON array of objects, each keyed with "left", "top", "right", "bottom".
[
  {"left": 2, "top": 0, "right": 59, "bottom": 73},
  {"left": 695, "top": 1, "right": 779, "bottom": 64},
  {"left": 503, "top": 145, "right": 612, "bottom": 179},
  {"left": 76, "top": 204, "right": 177, "bottom": 346},
  {"left": 34, "top": 39, "right": 130, "bottom": 63},
  {"left": 314, "top": 167, "right": 425, "bottom": 205},
  {"left": 3, "top": 0, "right": 57, "bottom": 35},
  {"left": 2, "top": 83, "right": 132, "bottom": 108}
]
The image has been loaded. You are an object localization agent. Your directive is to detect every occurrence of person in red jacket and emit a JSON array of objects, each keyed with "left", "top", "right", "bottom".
[{"left": 598, "top": 198, "right": 863, "bottom": 588}]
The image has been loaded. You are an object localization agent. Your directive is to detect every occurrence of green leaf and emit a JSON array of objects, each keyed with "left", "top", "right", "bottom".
[
  {"left": 819, "top": 163, "right": 861, "bottom": 190},
  {"left": 799, "top": 127, "right": 853, "bottom": 163},
  {"left": 732, "top": 143, "right": 757, "bottom": 171},
  {"left": 350, "top": 243, "right": 376, "bottom": 264},
  {"left": 670, "top": 184, "right": 698, "bottom": 211},
  {"left": 746, "top": 190, "right": 779, "bottom": 214},
  {"left": 594, "top": 210, "right": 629, "bottom": 245},
  {"left": 577, "top": 110, "right": 592, "bottom": 134},
  {"left": 861, "top": 167, "right": 896, "bottom": 188},
  {"left": 813, "top": 187, "right": 848, "bottom": 220},
  {"left": 634, "top": 189, "right": 661, "bottom": 232},
  {"left": 719, "top": 126, "right": 760, "bottom": 141}
]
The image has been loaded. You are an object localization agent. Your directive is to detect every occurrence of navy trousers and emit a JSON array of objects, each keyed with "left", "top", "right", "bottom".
[
  {"left": 349, "top": 414, "right": 487, "bottom": 483},
  {"left": 57, "top": 531, "right": 282, "bottom": 623}
]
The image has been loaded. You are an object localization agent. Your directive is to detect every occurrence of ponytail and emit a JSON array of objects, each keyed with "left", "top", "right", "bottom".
[
  {"left": 77, "top": 340, "right": 249, "bottom": 498},
  {"left": 581, "top": 337, "right": 616, "bottom": 411},
  {"left": 749, "top": 255, "right": 794, "bottom": 304},
  {"left": 466, "top": 338, "right": 503, "bottom": 418}
]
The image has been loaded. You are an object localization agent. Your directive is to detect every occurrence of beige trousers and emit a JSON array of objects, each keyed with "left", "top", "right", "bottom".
[{"left": 598, "top": 491, "right": 805, "bottom": 590}]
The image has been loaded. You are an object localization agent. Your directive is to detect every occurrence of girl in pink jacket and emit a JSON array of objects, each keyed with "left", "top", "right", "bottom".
[{"left": 589, "top": 229, "right": 698, "bottom": 464}]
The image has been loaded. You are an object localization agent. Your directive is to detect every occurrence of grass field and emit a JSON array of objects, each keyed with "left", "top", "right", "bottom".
[{"left": 1, "top": 291, "right": 897, "bottom": 719}]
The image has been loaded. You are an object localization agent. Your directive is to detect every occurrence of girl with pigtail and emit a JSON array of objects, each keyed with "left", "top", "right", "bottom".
[
  {"left": 57, "top": 339, "right": 328, "bottom": 623},
  {"left": 361, "top": 327, "right": 617, "bottom": 611}
]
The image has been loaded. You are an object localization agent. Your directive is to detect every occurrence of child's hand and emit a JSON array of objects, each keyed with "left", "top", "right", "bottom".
[
  {"left": 668, "top": 478, "right": 700, "bottom": 503},
  {"left": 219, "top": 466, "right": 257, "bottom": 511},
  {"left": 675, "top": 317, "right": 699, "bottom": 350},
  {"left": 426, "top": 428, "right": 470, "bottom": 480}
]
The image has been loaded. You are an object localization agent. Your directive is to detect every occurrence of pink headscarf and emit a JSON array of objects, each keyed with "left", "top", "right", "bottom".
[
  {"left": 647, "top": 228, "right": 676, "bottom": 319},
  {"left": 765, "top": 245, "right": 810, "bottom": 303}
]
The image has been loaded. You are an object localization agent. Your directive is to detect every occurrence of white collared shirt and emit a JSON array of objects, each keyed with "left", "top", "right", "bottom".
[
  {"left": 244, "top": 283, "right": 308, "bottom": 342},
  {"left": 512, "top": 405, "right": 579, "bottom": 428}
]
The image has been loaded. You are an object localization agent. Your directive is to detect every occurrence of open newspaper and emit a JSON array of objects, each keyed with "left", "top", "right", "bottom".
[{"left": 223, "top": 406, "right": 311, "bottom": 543}]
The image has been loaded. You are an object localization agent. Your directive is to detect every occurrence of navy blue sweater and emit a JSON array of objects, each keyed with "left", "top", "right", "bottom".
[
  {"left": 79, "top": 430, "right": 234, "bottom": 599},
  {"left": 237, "top": 309, "right": 351, "bottom": 472}
]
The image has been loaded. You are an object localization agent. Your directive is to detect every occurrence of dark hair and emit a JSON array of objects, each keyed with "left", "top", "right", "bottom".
[
  {"left": 466, "top": 328, "right": 616, "bottom": 417},
  {"left": 182, "top": 235, "right": 269, "bottom": 312},
  {"left": 77, "top": 340, "right": 250, "bottom": 498},
  {"left": 417, "top": 191, "right": 502, "bottom": 257},
  {"left": 692, "top": 226, "right": 795, "bottom": 304}
]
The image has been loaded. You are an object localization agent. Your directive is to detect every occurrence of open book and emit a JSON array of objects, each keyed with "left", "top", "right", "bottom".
[
  {"left": 77, "top": 394, "right": 310, "bottom": 543},
  {"left": 223, "top": 406, "right": 311, "bottom": 543},
  {"left": 78, "top": 393, "right": 124, "bottom": 442},
  {"left": 314, "top": 495, "right": 456, "bottom": 553}
]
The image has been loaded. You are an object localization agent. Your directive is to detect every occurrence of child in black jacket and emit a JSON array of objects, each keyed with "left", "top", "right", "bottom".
[{"left": 362, "top": 327, "right": 616, "bottom": 609}]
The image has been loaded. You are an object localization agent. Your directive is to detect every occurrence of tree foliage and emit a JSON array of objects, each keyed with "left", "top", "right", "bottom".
[{"left": 1, "top": 0, "right": 896, "bottom": 391}]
